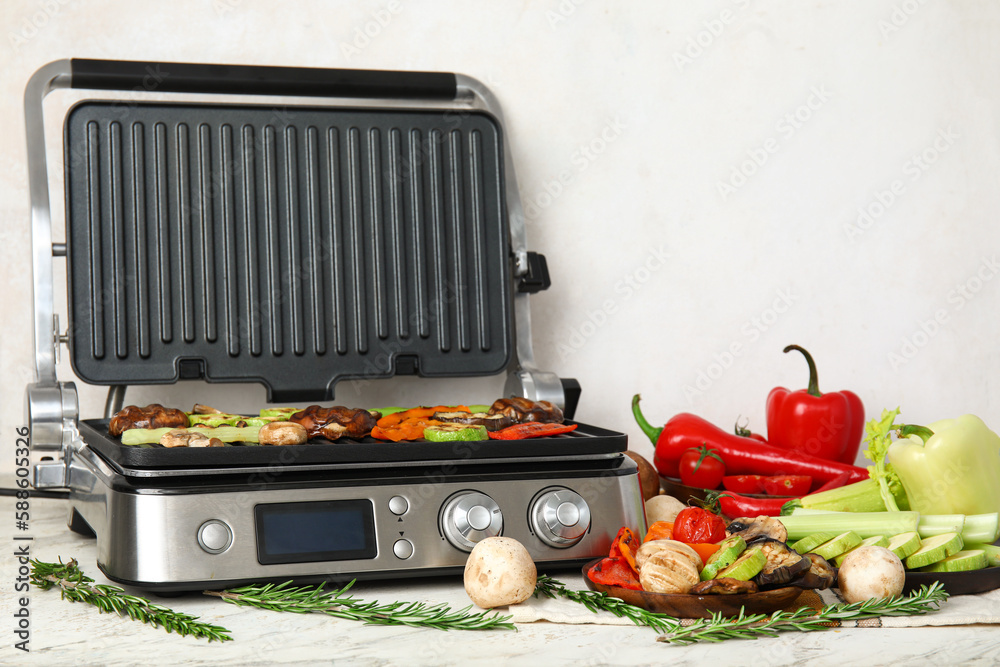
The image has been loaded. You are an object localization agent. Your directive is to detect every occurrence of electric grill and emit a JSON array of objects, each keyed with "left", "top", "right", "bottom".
[{"left": 24, "top": 59, "right": 645, "bottom": 591}]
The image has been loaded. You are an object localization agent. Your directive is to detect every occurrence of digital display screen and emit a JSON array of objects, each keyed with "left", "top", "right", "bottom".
[{"left": 255, "top": 500, "right": 377, "bottom": 565}]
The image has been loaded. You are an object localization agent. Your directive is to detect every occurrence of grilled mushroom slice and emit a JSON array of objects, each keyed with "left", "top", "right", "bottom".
[
  {"left": 432, "top": 411, "right": 516, "bottom": 432},
  {"left": 726, "top": 516, "right": 788, "bottom": 543},
  {"left": 747, "top": 536, "right": 811, "bottom": 588},
  {"left": 259, "top": 421, "right": 309, "bottom": 446},
  {"left": 288, "top": 406, "right": 378, "bottom": 440},
  {"left": 109, "top": 404, "right": 189, "bottom": 436},
  {"left": 790, "top": 553, "right": 838, "bottom": 590},
  {"left": 160, "top": 429, "right": 224, "bottom": 448},
  {"left": 488, "top": 397, "right": 564, "bottom": 424},
  {"left": 689, "top": 578, "right": 759, "bottom": 596}
]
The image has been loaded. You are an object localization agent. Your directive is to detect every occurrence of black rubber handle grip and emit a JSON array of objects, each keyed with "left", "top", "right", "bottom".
[{"left": 70, "top": 59, "right": 458, "bottom": 100}]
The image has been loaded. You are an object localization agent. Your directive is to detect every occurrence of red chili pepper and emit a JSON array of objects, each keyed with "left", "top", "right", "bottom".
[
  {"left": 711, "top": 490, "right": 790, "bottom": 518},
  {"left": 813, "top": 470, "right": 852, "bottom": 494},
  {"left": 766, "top": 345, "right": 865, "bottom": 465},
  {"left": 587, "top": 557, "right": 643, "bottom": 590},
  {"left": 632, "top": 395, "right": 869, "bottom": 485},
  {"left": 487, "top": 422, "right": 578, "bottom": 440}
]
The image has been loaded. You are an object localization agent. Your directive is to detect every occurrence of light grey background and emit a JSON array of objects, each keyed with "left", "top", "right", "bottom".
[{"left": 3, "top": 0, "right": 1000, "bottom": 483}]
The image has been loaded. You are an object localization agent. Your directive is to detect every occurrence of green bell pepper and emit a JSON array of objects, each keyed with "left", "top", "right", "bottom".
[{"left": 887, "top": 415, "right": 1000, "bottom": 515}]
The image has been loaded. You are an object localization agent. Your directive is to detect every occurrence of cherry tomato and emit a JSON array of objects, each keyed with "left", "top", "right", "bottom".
[
  {"left": 672, "top": 507, "right": 727, "bottom": 544},
  {"left": 735, "top": 417, "right": 768, "bottom": 443},
  {"left": 723, "top": 474, "right": 765, "bottom": 494},
  {"left": 678, "top": 445, "right": 725, "bottom": 489},
  {"left": 761, "top": 475, "right": 812, "bottom": 496}
]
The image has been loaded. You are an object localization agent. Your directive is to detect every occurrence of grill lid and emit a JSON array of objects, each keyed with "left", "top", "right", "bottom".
[{"left": 64, "top": 101, "right": 513, "bottom": 402}]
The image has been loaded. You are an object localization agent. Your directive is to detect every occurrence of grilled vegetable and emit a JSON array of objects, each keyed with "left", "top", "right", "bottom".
[
  {"left": 726, "top": 516, "right": 788, "bottom": 543},
  {"left": 689, "top": 578, "right": 758, "bottom": 595},
  {"left": 673, "top": 507, "right": 727, "bottom": 544},
  {"left": 432, "top": 411, "right": 515, "bottom": 432},
  {"left": 635, "top": 540, "right": 703, "bottom": 572},
  {"left": 423, "top": 423, "right": 488, "bottom": 442},
  {"left": 288, "top": 406, "right": 379, "bottom": 441},
  {"left": 122, "top": 425, "right": 262, "bottom": 445},
  {"left": 258, "top": 421, "right": 308, "bottom": 446},
  {"left": 160, "top": 429, "right": 225, "bottom": 448},
  {"left": 487, "top": 423, "right": 578, "bottom": 440},
  {"left": 717, "top": 545, "right": 766, "bottom": 581},
  {"left": 188, "top": 414, "right": 275, "bottom": 428},
  {"left": 746, "top": 536, "right": 811, "bottom": 587},
  {"left": 638, "top": 547, "right": 701, "bottom": 594},
  {"left": 488, "top": 397, "right": 564, "bottom": 424},
  {"left": 109, "top": 404, "right": 188, "bottom": 436},
  {"left": 700, "top": 535, "right": 747, "bottom": 581},
  {"left": 790, "top": 553, "right": 837, "bottom": 590},
  {"left": 587, "top": 557, "right": 642, "bottom": 590}
]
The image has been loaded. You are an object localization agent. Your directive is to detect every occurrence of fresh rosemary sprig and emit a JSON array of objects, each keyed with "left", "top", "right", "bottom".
[
  {"left": 533, "top": 575, "right": 682, "bottom": 633},
  {"left": 658, "top": 582, "right": 949, "bottom": 645},
  {"left": 205, "top": 579, "right": 515, "bottom": 631},
  {"left": 30, "top": 558, "right": 232, "bottom": 642}
]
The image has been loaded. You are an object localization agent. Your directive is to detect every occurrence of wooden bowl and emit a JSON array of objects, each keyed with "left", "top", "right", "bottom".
[{"left": 582, "top": 559, "right": 803, "bottom": 619}]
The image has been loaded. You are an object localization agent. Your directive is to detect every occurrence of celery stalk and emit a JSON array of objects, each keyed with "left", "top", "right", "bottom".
[
  {"left": 776, "top": 511, "right": 920, "bottom": 541},
  {"left": 917, "top": 514, "right": 965, "bottom": 539},
  {"left": 962, "top": 513, "right": 1000, "bottom": 544},
  {"left": 781, "top": 478, "right": 909, "bottom": 515}
]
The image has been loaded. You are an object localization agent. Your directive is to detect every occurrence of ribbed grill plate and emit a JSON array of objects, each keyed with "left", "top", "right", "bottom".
[{"left": 65, "top": 102, "right": 512, "bottom": 401}]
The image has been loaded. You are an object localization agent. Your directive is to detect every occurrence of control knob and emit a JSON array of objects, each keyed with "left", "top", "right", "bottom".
[
  {"left": 439, "top": 491, "right": 503, "bottom": 552},
  {"left": 530, "top": 488, "right": 591, "bottom": 548}
]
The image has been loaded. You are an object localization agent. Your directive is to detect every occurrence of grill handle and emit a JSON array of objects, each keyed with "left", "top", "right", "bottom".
[{"left": 69, "top": 58, "right": 458, "bottom": 100}]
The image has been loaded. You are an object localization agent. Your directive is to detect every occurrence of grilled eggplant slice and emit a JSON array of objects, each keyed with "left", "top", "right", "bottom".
[
  {"left": 747, "top": 536, "right": 811, "bottom": 588},
  {"left": 726, "top": 516, "right": 788, "bottom": 543},
  {"left": 790, "top": 553, "right": 838, "bottom": 590},
  {"left": 689, "top": 578, "right": 759, "bottom": 596}
]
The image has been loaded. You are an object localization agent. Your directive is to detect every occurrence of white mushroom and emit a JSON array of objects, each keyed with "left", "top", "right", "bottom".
[
  {"left": 464, "top": 537, "right": 537, "bottom": 609},
  {"left": 645, "top": 494, "right": 686, "bottom": 525},
  {"left": 837, "top": 546, "right": 905, "bottom": 603}
]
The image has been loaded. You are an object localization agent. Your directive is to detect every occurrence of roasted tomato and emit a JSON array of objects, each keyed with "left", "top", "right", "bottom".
[
  {"left": 678, "top": 445, "right": 725, "bottom": 489},
  {"left": 672, "top": 507, "right": 727, "bottom": 544}
]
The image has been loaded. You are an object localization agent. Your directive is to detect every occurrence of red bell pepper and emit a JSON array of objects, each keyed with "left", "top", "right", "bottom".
[
  {"left": 632, "top": 395, "right": 869, "bottom": 485},
  {"left": 766, "top": 345, "right": 865, "bottom": 465}
]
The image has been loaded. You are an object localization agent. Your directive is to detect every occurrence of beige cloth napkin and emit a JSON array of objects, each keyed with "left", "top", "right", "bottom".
[{"left": 507, "top": 572, "right": 1000, "bottom": 629}]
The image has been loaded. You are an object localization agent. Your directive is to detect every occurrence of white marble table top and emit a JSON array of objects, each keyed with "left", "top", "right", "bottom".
[{"left": 3, "top": 495, "right": 999, "bottom": 666}]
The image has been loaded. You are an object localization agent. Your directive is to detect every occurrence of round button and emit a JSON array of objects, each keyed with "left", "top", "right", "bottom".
[
  {"left": 556, "top": 501, "right": 580, "bottom": 527},
  {"left": 393, "top": 539, "right": 414, "bottom": 559},
  {"left": 197, "top": 520, "right": 233, "bottom": 554},
  {"left": 439, "top": 491, "right": 503, "bottom": 552},
  {"left": 467, "top": 505, "right": 491, "bottom": 531},
  {"left": 530, "top": 488, "right": 591, "bottom": 548},
  {"left": 388, "top": 495, "right": 409, "bottom": 516}
]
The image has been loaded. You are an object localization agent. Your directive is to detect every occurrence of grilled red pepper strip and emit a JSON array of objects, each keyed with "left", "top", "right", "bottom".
[
  {"left": 487, "top": 422, "right": 578, "bottom": 440},
  {"left": 632, "top": 395, "right": 869, "bottom": 485},
  {"left": 766, "top": 345, "right": 865, "bottom": 465},
  {"left": 587, "top": 557, "right": 642, "bottom": 590}
]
